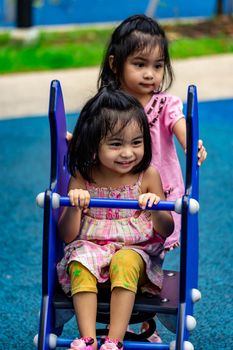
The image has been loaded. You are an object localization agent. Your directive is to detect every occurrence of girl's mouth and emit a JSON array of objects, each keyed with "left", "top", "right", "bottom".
[
  {"left": 140, "top": 83, "right": 155, "bottom": 89},
  {"left": 116, "top": 160, "right": 134, "bottom": 167}
]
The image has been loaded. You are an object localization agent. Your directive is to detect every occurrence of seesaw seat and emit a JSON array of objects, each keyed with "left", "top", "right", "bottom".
[{"left": 53, "top": 269, "right": 179, "bottom": 327}]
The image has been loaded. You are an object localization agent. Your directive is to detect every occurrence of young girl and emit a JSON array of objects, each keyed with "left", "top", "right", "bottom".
[
  {"left": 97, "top": 14, "right": 207, "bottom": 342},
  {"left": 57, "top": 86, "right": 174, "bottom": 350},
  {"left": 98, "top": 14, "right": 207, "bottom": 252}
]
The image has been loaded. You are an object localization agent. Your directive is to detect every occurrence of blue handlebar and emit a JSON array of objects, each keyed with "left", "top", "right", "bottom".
[{"left": 59, "top": 196, "right": 176, "bottom": 211}]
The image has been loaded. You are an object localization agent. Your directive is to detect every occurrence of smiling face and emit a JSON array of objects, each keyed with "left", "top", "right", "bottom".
[
  {"left": 98, "top": 120, "right": 144, "bottom": 176},
  {"left": 120, "top": 45, "right": 165, "bottom": 106}
]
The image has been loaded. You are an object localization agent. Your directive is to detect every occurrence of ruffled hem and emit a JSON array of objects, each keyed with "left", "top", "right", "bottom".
[{"left": 57, "top": 241, "right": 165, "bottom": 295}]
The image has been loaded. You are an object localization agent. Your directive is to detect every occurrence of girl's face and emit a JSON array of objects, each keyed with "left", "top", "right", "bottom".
[
  {"left": 120, "top": 45, "right": 165, "bottom": 106},
  {"left": 98, "top": 120, "right": 144, "bottom": 175}
]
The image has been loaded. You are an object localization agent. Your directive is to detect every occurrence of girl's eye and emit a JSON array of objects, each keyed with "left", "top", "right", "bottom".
[
  {"left": 134, "top": 62, "right": 144, "bottom": 68},
  {"left": 109, "top": 142, "right": 121, "bottom": 147},
  {"left": 133, "top": 139, "right": 143, "bottom": 146},
  {"left": 155, "top": 63, "right": 164, "bottom": 70}
]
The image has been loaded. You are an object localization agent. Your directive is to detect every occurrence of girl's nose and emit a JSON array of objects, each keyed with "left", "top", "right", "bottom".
[
  {"left": 121, "top": 146, "right": 133, "bottom": 157},
  {"left": 143, "top": 69, "right": 153, "bottom": 79}
]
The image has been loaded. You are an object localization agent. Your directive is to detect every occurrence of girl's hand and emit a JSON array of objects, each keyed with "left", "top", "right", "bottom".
[
  {"left": 198, "top": 139, "right": 207, "bottom": 166},
  {"left": 68, "top": 189, "right": 90, "bottom": 213},
  {"left": 165, "top": 242, "right": 180, "bottom": 251},
  {"left": 66, "top": 131, "right": 73, "bottom": 142},
  {"left": 138, "top": 192, "right": 161, "bottom": 210}
]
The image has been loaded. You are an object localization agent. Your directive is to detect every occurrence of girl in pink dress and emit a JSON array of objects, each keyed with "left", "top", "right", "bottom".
[
  {"left": 57, "top": 87, "right": 174, "bottom": 350},
  {"left": 97, "top": 14, "right": 207, "bottom": 341}
]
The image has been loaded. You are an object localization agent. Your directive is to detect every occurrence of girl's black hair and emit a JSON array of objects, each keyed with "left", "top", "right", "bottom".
[
  {"left": 98, "top": 14, "right": 174, "bottom": 92},
  {"left": 68, "top": 85, "right": 152, "bottom": 182}
]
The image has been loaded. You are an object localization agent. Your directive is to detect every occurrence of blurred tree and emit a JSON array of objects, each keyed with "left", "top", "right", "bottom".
[
  {"left": 226, "top": 0, "right": 233, "bottom": 15},
  {"left": 216, "top": 0, "right": 224, "bottom": 15},
  {"left": 16, "top": 0, "right": 32, "bottom": 27},
  {"left": 216, "top": 0, "right": 233, "bottom": 16}
]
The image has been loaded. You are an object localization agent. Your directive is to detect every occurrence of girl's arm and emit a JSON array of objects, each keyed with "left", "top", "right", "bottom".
[
  {"left": 173, "top": 118, "right": 207, "bottom": 166},
  {"left": 58, "top": 173, "right": 90, "bottom": 244},
  {"left": 140, "top": 167, "right": 174, "bottom": 238},
  {"left": 172, "top": 117, "right": 186, "bottom": 151}
]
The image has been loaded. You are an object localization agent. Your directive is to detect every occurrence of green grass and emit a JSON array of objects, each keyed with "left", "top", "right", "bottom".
[
  {"left": 170, "top": 36, "right": 233, "bottom": 58},
  {"left": 0, "top": 28, "right": 113, "bottom": 73},
  {"left": 0, "top": 26, "right": 232, "bottom": 74}
]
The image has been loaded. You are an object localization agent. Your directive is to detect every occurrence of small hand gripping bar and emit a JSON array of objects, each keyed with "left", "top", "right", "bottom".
[{"left": 36, "top": 192, "right": 199, "bottom": 214}]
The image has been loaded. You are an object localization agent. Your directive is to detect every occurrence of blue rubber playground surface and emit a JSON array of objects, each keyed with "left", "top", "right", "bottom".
[{"left": 0, "top": 98, "right": 233, "bottom": 349}]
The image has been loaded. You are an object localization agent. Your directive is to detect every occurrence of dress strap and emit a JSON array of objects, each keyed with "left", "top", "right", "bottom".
[{"left": 137, "top": 172, "right": 144, "bottom": 186}]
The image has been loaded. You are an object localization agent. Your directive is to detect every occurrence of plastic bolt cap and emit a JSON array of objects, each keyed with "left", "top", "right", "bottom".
[
  {"left": 174, "top": 198, "right": 200, "bottom": 214},
  {"left": 48, "top": 333, "right": 57, "bottom": 348},
  {"left": 170, "top": 340, "right": 194, "bottom": 350},
  {"left": 186, "top": 315, "right": 197, "bottom": 331},
  {"left": 169, "top": 340, "right": 176, "bottom": 350},
  {"left": 36, "top": 192, "right": 45, "bottom": 208},
  {"left": 192, "top": 288, "right": 202, "bottom": 302},
  {"left": 33, "top": 334, "right": 38, "bottom": 346},
  {"left": 174, "top": 198, "right": 182, "bottom": 213},
  {"left": 52, "top": 193, "right": 61, "bottom": 209},
  {"left": 184, "top": 341, "right": 194, "bottom": 350},
  {"left": 189, "top": 198, "right": 200, "bottom": 214}
]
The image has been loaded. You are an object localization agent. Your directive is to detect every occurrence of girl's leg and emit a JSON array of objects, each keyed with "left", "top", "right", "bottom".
[
  {"left": 107, "top": 249, "right": 145, "bottom": 342},
  {"left": 73, "top": 292, "right": 98, "bottom": 347},
  {"left": 69, "top": 261, "right": 98, "bottom": 349},
  {"left": 108, "top": 287, "right": 135, "bottom": 341}
]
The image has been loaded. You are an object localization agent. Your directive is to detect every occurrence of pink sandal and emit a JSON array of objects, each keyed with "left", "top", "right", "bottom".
[
  {"left": 141, "top": 321, "right": 162, "bottom": 343},
  {"left": 147, "top": 329, "right": 162, "bottom": 343},
  {"left": 68, "top": 337, "right": 95, "bottom": 350},
  {"left": 99, "top": 337, "right": 123, "bottom": 349}
]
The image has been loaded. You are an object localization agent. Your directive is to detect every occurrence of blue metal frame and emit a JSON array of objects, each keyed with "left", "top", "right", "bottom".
[
  {"left": 37, "top": 80, "right": 69, "bottom": 350},
  {"left": 36, "top": 81, "right": 200, "bottom": 350},
  {"left": 175, "top": 86, "right": 199, "bottom": 350},
  {"left": 58, "top": 197, "right": 177, "bottom": 211}
]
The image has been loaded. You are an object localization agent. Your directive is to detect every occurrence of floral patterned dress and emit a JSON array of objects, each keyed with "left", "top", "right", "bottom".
[
  {"left": 145, "top": 92, "right": 185, "bottom": 249},
  {"left": 57, "top": 173, "right": 166, "bottom": 295}
]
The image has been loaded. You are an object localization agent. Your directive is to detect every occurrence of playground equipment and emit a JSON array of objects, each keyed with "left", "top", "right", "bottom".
[{"left": 34, "top": 80, "right": 201, "bottom": 350}]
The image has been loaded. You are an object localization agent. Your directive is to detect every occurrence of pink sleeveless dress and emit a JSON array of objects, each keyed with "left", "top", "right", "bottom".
[
  {"left": 57, "top": 174, "right": 166, "bottom": 295},
  {"left": 145, "top": 92, "right": 185, "bottom": 249}
]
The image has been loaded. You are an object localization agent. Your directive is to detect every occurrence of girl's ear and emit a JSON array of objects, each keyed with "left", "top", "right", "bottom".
[{"left": 109, "top": 55, "right": 116, "bottom": 73}]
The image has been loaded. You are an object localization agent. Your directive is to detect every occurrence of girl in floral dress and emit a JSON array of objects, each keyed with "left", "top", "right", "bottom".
[{"left": 57, "top": 86, "right": 174, "bottom": 350}]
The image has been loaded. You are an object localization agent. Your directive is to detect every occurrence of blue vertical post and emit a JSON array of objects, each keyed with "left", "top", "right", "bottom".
[
  {"left": 38, "top": 80, "right": 69, "bottom": 349},
  {"left": 175, "top": 85, "right": 199, "bottom": 350}
]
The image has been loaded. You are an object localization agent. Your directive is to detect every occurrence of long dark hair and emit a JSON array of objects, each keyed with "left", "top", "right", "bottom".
[
  {"left": 68, "top": 85, "right": 152, "bottom": 182},
  {"left": 98, "top": 14, "right": 174, "bottom": 92}
]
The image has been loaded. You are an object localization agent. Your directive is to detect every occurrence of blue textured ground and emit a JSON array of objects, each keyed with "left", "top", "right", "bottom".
[{"left": 0, "top": 98, "right": 233, "bottom": 349}]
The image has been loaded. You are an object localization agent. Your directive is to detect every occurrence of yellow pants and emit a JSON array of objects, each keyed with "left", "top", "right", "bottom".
[{"left": 68, "top": 249, "right": 147, "bottom": 296}]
